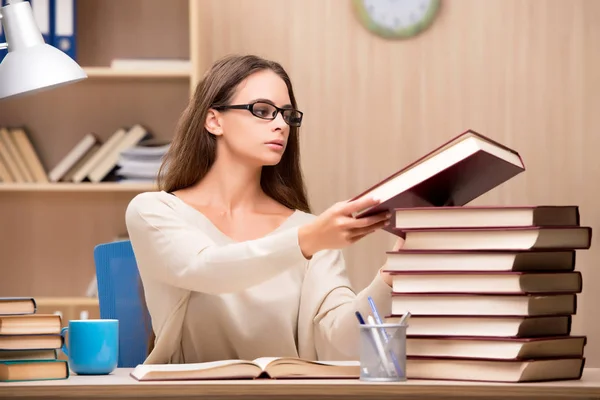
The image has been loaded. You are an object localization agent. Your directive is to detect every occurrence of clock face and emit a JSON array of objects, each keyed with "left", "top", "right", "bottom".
[{"left": 353, "top": 0, "right": 441, "bottom": 39}]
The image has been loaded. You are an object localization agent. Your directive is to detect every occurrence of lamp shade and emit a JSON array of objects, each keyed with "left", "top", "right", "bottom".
[{"left": 0, "top": 0, "right": 87, "bottom": 100}]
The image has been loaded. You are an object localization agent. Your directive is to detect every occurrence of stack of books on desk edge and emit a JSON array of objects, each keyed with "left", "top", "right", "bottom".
[
  {"left": 384, "top": 205, "right": 590, "bottom": 383},
  {"left": 0, "top": 297, "right": 68, "bottom": 382}
]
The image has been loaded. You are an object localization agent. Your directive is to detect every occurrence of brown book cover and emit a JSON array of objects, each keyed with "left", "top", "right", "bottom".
[
  {"left": 0, "top": 298, "right": 36, "bottom": 316},
  {"left": 388, "top": 271, "right": 582, "bottom": 295},
  {"left": 384, "top": 249, "right": 576, "bottom": 272},
  {"left": 0, "top": 314, "right": 62, "bottom": 335},
  {"left": 405, "top": 357, "right": 585, "bottom": 382},
  {"left": 0, "top": 334, "right": 63, "bottom": 351},
  {"left": 392, "top": 205, "right": 580, "bottom": 230},
  {"left": 406, "top": 335, "right": 586, "bottom": 360},
  {"left": 351, "top": 129, "right": 525, "bottom": 220},
  {"left": 391, "top": 292, "right": 577, "bottom": 317},
  {"left": 385, "top": 315, "right": 572, "bottom": 338},
  {"left": 397, "top": 225, "right": 592, "bottom": 249}
]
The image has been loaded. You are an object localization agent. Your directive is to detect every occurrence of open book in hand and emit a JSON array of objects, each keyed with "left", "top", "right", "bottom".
[{"left": 130, "top": 357, "right": 360, "bottom": 381}]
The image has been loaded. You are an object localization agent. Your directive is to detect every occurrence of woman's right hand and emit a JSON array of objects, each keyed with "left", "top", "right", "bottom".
[{"left": 297, "top": 196, "right": 390, "bottom": 258}]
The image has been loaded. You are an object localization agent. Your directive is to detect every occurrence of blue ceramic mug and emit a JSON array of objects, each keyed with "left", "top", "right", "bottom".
[{"left": 60, "top": 319, "right": 118, "bottom": 375}]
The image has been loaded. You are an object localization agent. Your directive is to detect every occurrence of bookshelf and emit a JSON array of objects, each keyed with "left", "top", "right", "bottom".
[
  {"left": 0, "top": 0, "right": 201, "bottom": 303},
  {"left": 83, "top": 67, "right": 191, "bottom": 79},
  {"left": 0, "top": 182, "right": 156, "bottom": 192}
]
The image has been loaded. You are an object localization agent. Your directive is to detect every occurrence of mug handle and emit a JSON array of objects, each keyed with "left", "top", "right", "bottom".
[{"left": 60, "top": 327, "right": 69, "bottom": 357}]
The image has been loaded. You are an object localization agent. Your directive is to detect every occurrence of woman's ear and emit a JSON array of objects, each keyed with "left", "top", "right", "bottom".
[{"left": 205, "top": 109, "right": 223, "bottom": 136}]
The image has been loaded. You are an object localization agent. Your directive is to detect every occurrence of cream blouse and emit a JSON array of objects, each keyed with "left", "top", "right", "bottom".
[{"left": 125, "top": 191, "right": 392, "bottom": 364}]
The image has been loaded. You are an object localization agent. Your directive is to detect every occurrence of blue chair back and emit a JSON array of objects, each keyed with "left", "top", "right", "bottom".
[{"left": 93, "top": 240, "right": 151, "bottom": 367}]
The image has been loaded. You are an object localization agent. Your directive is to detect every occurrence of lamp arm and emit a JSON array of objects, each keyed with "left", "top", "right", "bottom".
[{"left": 0, "top": 12, "right": 6, "bottom": 50}]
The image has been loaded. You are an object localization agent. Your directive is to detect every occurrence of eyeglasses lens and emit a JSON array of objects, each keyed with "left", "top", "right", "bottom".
[{"left": 251, "top": 102, "right": 302, "bottom": 127}]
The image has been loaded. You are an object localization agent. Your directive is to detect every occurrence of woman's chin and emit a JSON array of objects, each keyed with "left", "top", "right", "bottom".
[{"left": 259, "top": 154, "right": 283, "bottom": 166}]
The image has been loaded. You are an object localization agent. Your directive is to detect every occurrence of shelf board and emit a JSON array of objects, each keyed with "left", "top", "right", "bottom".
[
  {"left": 83, "top": 67, "right": 191, "bottom": 79},
  {"left": 35, "top": 297, "right": 99, "bottom": 307},
  {"left": 0, "top": 183, "right": 156, "bottom": 192}
]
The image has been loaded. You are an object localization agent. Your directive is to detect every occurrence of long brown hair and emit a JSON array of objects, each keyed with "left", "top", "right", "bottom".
[
  {"left": 157, "top": 54, "right": 311, "bottom": 213},
  {"left": 144, "top": 55, "right": 311, "bottom": 357}
]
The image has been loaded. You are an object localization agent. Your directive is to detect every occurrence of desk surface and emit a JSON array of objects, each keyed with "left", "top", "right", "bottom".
[{"left": 2, "top": 367, "right": 600, "bottom": 400}]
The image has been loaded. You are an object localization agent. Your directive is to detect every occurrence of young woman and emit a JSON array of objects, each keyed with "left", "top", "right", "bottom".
[{"left": 125, "top": 54, "right": 399, "bottom": 365}]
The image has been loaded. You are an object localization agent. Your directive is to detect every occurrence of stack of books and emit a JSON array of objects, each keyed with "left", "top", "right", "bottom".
[
  {"left": 349, "top": 129, "right": 590, "bottom": 382},
  {"left": 115, "top": 138, "right": 170, "bottom": 184},
  {"left": 383, "top": 206, "right": 590, "bottom": 382},
  {"left": 0, "top": 297, "right": 68, "bottom": 382}
]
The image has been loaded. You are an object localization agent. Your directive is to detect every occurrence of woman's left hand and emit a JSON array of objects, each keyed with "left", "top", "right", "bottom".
[{"left": 380, "top": 237, "right": 404, "bottom": 287}]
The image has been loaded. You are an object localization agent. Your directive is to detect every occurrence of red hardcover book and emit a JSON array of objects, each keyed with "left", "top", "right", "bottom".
[
  {"left": 391, "top": 205, "right": 580, "bottom": 230},
  {"left": 351, "top": 129, "right": 525, "bottom": 219},
  {"left": 383, "top": 249, "right": 577, "bottom": 272},
  {"left": 396, "top": 226, "right": 592, "bottom": 250},
  {"left": 390, "top": 292, "right": 578, "bottom": 317},
  {"left": 387, "top": 271, "right": 583, "bottom": 295},
  {"left": 404, "top": 357, "right": 585, "bottom": 382},
  {"left": 405, "top": 335, "right": 587, "bottom": 360}
]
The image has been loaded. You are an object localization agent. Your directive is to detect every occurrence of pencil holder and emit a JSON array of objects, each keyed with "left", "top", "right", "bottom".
[{"left": 359, "top": 322, "right": 407, "bottom": 382}]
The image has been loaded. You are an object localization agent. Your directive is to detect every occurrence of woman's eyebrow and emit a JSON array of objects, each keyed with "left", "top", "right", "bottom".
[{"left": 249, "top": 98, "right": 293, "bottom": 108}]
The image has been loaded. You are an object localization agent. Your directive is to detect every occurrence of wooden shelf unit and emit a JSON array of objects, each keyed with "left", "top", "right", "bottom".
[
  {"left": 0, "top": 183, "right": 156, "bottom": 192},
  {"left": 0, "top": 0, "right": 202, "bottom": 299},
  {"left": 83, "top": 67, "right": 191, "bottom": 79}
]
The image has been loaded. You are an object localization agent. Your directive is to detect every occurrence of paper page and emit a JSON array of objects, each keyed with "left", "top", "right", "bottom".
[
  {"left": 252, "top": 357, "right": 281, "bottom": 370},
  {"left": 135, "top": 359, "right": 248, "bottom": 374}
]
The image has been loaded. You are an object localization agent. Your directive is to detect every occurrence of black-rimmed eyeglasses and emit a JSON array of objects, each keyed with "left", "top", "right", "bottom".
[{"left": 213, "top": 101, "right": 303, "bottom": 127}]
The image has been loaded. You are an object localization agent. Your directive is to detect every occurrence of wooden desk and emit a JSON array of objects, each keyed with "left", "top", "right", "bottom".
[{"left": 2, "top": 367, "right": 600, "bottom": 400}]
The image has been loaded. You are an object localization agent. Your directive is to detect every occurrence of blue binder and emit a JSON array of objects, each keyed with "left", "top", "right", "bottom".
[
  {"left": 52, "top": 0, "right": 75, "bottom": 60},
  {"left": 0, "top": 0, "right": 7, "bottom": 62},
  {"left": 29, "top": 0, "right": 52, "bottom": 44}
]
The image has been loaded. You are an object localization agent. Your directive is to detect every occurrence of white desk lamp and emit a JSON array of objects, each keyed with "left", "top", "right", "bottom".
[{"left": 0, "top": 0, "right": 87, "bottom": 100}]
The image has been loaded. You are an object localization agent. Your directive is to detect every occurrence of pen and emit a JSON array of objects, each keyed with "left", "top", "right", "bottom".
[
  {"left": 398, "top": 311, "right": 411, "bottom": 326},
  {"left": 355, "top": 311, "right": 366, "bottom": 325},
  {"left": 366, "top": 315, "right": 396, "bottom": 376},
  {"left": 367, "top": 296, "right": 404, "bottom": 377}
]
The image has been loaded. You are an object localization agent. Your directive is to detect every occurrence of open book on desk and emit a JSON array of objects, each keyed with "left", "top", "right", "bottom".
[{"left": 130, "top": 357, "right": 360, "bottom": 381}]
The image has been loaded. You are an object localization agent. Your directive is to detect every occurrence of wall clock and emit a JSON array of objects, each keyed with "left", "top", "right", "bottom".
[{"left": 352, "top": 0, "right": 441, "bottom": 39}]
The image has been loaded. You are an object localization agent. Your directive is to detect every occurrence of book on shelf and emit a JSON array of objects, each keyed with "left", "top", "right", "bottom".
[
  {"left": 10, "top": 128, "right": 49, "bottom": 183},
  {"left": 70, "top": 127, "right": 127, "bottom": 183},
  {"left": 0, "top": 127, "right": 48, "bottom": 183},
  {"left": 350, "top": 129, "right": 526, "bottom": 219},
  {"left": 87, "top": 124, "right": 149, "bottom": 183},
  {"left": 0, "top": 123, "right": 165, "bottom": 185},
  {"left": 130, "top": 357, "right": 360, "bottom": 381},
  {"left": 48, "top": 132, "right": 99, "bottom": 182},
  {"left": 110, "top": 58, "right": 191, "bottom": 72},
  {"left": 0, "top": 297, "right": 67, "bottom": 382},
  {"left": 115, "top": 138, "right": 170, "bottom": 183}
]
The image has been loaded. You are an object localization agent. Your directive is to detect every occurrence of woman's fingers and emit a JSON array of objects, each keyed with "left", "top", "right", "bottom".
[
  {"left": 350, "top": 212, "right": 390, "bottom": 229},
  {"left": 349, "top": 219, "right": 389, "bottom": 239}
]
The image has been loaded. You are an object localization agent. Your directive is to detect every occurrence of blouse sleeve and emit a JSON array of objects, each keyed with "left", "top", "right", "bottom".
[
  {"left": 125, "top": 192, "right": 308, "bottom": 295},
  {"left": 296, "top": 248, "right": 392, "bottom": 361}
]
